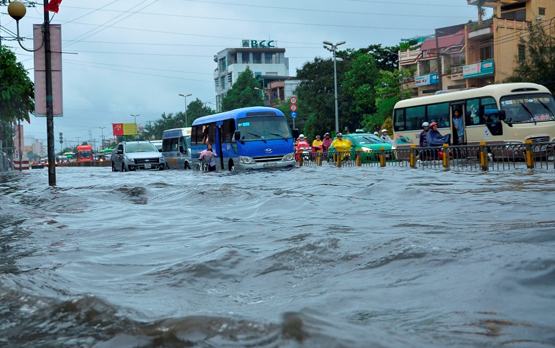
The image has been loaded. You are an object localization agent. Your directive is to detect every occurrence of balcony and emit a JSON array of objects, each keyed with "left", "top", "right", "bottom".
[{"left": 399, "top": 49, "right": 421, "bottom": 65}]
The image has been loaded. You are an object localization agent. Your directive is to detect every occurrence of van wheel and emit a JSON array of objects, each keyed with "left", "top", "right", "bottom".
[
  {"left": 111, "top": 163, "right": 116, "bottom": 172},
  {"left": 228, "top": 160, "right": 235, "bottom": 172},
  {"left": 121, "top": 163, "right": 126, "bottom": 172},
  {"left": 184, "top": 161, "right": 191, "bottom": 170}
]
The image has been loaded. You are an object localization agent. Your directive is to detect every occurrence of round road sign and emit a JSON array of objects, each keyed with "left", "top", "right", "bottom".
[
  {"left": 290, "top": 96, "right": 297, "bottom": 104},
  {"left": 290, "top": 104, "right": 297, "bottom": 112}
]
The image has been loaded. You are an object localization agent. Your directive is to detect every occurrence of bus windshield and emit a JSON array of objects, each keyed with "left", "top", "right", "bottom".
[
  {"left": 237, "top": 116, "right": 292, "bottom": 141},
  {"left": 126, "top": 142, "right": 158, "bottom": 153},
  {"left": 500, "top": 93, "right": 555, "bottom": 124}
]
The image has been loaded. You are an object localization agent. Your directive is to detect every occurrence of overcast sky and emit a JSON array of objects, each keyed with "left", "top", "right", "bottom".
[{"left": 1, "top": 0, "right": 487, "bottom": 147}]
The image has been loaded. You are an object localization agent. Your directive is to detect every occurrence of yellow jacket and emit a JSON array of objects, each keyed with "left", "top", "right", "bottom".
[
  {"left": 311, "top": 139, "right": 323, "bottom": 152},
  {"left": 331, "top": 138, "right": 352, "bottom": 153}
]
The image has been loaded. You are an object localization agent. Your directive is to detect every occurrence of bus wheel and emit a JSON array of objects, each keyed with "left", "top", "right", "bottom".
[
  {"left": 184, "top": 161, "right": 190, "bottom": 170},
  {"left": 228, "top": 160, "right": 235, "bottom": 172}
]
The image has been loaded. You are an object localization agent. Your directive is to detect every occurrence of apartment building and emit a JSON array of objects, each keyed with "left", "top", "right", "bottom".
[
  {"left": 213, "top": 40, "right": 290, "bottom": 111},
  {"left": 400, "top": 0, "right": 553, "bottom": 95}
]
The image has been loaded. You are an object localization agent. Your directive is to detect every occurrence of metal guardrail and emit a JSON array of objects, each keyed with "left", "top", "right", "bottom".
[{"left": 296, "top": 141, "right": 555, "bottom": 172}]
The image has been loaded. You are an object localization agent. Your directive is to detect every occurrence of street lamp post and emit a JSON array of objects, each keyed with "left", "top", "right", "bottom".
[
  {"left": 323, "top": 40, "right": 346, "bottom": 134},
  {"left": 178, "top": 93, "right": 192, "bottom": 126},
  {"left": 130, "top": 114, "right": 140, "bottom": 139},
  {"left": 8, "top": 0, "right": 56, "bottom": 186}
]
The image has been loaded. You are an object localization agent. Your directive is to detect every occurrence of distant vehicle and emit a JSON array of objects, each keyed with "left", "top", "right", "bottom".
[
  {"left": 328, "top": 133, "right": 392, "bottom": 162},
  {"left": 191, "top": 106, "right": 295, "bottom": 171},
  {"left": 393, "top": 82, "right": 555, "bottom": 148},
  {"left": 150, "top": 140, "right": 163, "bottom": 152},
  {"left": 161, "top": 128, "right": 191, "bottom": 169},
  {"left": 76, "top": 145, "right": 93, "bottom": 163},
  {"left": 111, "top": 141, "right": 166, "bottom": 172}
]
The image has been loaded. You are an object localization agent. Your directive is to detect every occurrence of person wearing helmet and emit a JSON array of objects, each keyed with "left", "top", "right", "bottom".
[
  {"left": 322, "top": 132, "right": 333, "bottom": 155},
  {"left": 331, "top": 132, "right": 352, "bottom": 161},
  {"left": 295, "top": 134, "right": 311, "bottom": 161},
  {"left": 419, "top": 122, "right": 430, "bottom": 147},
  {"left": 311, "top": 134, "right": 323, "bottom": 153},
  {"left": 426, "top": 122, "right": 450, "bottom": 146},
  {"left": 380, "top": 129, "right": 392, "bottom": 144}
]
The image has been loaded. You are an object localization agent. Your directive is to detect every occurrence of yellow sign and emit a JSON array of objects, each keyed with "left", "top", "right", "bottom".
[{"left": 123, "top": 123, "right": 137, "bottom": 135}]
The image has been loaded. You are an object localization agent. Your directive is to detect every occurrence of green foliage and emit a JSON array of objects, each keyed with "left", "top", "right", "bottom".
[
  {"left": 355, "top": 44, "right": 399, "bottom": 71},
  {"left": 143, "top": 99, "right": 215, "bottom": 139},
  {"left": 343, "top": 53, "right": 379, "bottom": 129},
  {"left": 221, "top": 68, "right": 264, "bottom": 111},
  {"left": 363, "top": 70, "right": 412, "bottom": 132},
  {"left": 0, "top": 47, "right": 34, "bottom": 123},
  {"left": 507, "top": 19, "right": 555, "bottom": 93}
]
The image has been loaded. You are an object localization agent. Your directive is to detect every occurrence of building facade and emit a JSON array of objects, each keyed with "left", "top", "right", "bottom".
[
  {"left": 213, "top": 40, "right": 290, "bottom": 111},
  {"left": 400, "top": 0, "right": 553, "bottom": 95}
]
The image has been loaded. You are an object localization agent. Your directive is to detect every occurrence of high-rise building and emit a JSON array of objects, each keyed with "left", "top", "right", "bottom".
[{"left": 214, "top": 40, "right": 290, "bottom": 111}]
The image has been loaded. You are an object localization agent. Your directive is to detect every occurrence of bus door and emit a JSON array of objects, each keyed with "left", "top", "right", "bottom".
[
  {"left": 215, "top": 121, "right": 225, "bottom": 170},
  {"left": 450, "top": 102, "right": 465, "bottom": 145}
]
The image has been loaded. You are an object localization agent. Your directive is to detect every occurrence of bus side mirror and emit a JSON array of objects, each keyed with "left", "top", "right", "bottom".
[
  {"left": 497, "top": 110, "right": 506, "bottom": 121},
  {"left": 292, "top": 128, "right": 300, "bottom": 140},
  {"left": 234, "top": 131, "right": 241, "bottom": 141}
]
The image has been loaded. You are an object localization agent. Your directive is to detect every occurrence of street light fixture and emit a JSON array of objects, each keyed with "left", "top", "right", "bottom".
[
  {"left": 323, "top": 40, "right": 346, "bottom": 134},
  {"left": 178, "top": 93, "right": 192, "bottom": 126}
]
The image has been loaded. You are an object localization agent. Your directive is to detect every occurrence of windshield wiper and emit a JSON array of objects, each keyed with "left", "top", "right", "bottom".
[
  {"left": 269, "top": 132, "right": 289, "bottom": 141},
  {"left": 248, "top": 132, "right": 267, "bottom": 143},
  {"left": 520, "top": 102, "right": 536, "bottom": 125}
]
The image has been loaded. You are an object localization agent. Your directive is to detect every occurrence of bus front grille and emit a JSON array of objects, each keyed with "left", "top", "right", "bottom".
[{"left": 253, "top": 156, "right": 283, "bottom": 163}]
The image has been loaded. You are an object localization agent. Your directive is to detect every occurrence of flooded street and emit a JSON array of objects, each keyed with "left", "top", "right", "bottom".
[{"left": 1, "top": 167, "right": 554, "bottom": 347}]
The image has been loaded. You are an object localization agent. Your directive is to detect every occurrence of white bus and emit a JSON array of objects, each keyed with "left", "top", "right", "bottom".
[{"left": 392, "top": 83, "right": 555, "bottom": 148}]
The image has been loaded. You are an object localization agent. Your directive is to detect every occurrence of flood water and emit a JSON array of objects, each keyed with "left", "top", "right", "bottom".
[{"left": 1, "top": 166, "right": 554, "bottom": 347}]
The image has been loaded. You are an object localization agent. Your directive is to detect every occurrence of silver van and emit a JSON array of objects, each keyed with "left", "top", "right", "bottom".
[{"left": 162, "top": 128, "right": 192, "bottom": 169}]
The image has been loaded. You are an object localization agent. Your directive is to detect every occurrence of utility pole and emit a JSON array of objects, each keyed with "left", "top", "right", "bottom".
[
  {"left": 323, "top": 41, "right": 346, "bottom": 134},
  {"left": 98, "top": 126, "right": 105, "bottom": 150},
  {"left": 434, "top": 28, "right": 443, "bottom": 92},
  {"left": 178, "top": 93, "right": 192, "bottom": 127}
]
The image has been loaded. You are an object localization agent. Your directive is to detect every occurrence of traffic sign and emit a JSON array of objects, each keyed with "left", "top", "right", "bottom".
[
  {"left": 291, "top": 112, "right": 297, "bottom": 119},
  {"left": 290, "top": 96, "right": 297, "bottom": 104},
  {"left": 290, "top": 104, "right": 297, "bottom": 112}
]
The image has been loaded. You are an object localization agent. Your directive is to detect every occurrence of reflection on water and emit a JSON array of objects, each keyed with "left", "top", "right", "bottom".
[{"left": 1, "top": 167, "right": 555, "bottom": 347}]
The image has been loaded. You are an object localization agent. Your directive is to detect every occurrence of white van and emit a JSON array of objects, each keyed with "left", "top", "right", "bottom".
[{"left": 162, "top": 128, "right": 191, "bottom": 169}]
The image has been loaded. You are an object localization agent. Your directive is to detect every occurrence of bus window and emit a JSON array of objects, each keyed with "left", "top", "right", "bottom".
[
  {"left": 405, "top": 106, "right": 425, "bottom": 130},
  {"left": 481, "top": 97, "right": 498, "bottom": 113},
  {"left": 466, "top": 98, "right": 481, "bottom": 125},
  {"left": 394, "top": 109, "right": 405, "bottom": 131},
  {"left": 192, "top": 124, "right": 216, "bottom": 145},
  {"left": 222, "top": 119, "right": 236, "bottom": 143},
  {"left": 427, "top": 103, "right": 450, "bottom": 128}
]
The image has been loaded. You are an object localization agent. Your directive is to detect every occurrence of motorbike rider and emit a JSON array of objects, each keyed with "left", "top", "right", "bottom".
[
  {"left": 331, "top": 132, "right": 352, "bottom": 161},
  {"left": 295, "top": 134, "right": 312, "bottom": 161},
  {"left": 426, "top": 122, "right": 451, "bottom": 146},
  {"left": 311, "top": 135, "right": 323, "bottom": 153}
]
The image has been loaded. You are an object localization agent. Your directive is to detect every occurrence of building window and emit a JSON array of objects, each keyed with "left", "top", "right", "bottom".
[
  {"left": 214, "top": 79, "right": 219, "bottom": 88},
  {"left": 253, "top": 52, "right": 262, "bottom": 64},
  {"left": 518, "top": 44, "right": 526, "bottom": 63},
  {"left": 264, "top": 53, "right": 273, "bottom": 64},
  {"left": 480, "top": 46, "right": 492, "bottom": 60},
  {"left": 539, "top": 7, "right": 545, "bottom": 16},
  {"left": 218, "top": 57, "right": 226, "bottom": 71},
  {"left": 227, "top": 73, "right": 232, "bottom": 84},
  {"left": 220, "top": 76, "right": 226, "bottom": 89},
  {"left": 242, "top": 52, "right": 249, "bottom": 64}
]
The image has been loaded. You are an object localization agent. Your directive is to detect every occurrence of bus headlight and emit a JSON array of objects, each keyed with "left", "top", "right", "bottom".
[
  {"left": 282, "top": 153, "right": 294, "bottom": 161},
  {"left": 239, "top": 156, "right": 255, "bottom": 164},
  {"left": 361, "top": 147, "right": 373, "bottom": 153}
]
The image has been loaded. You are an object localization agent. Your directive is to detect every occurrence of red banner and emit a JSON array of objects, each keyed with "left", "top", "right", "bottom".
[
  {"left": 112, "top": 123, "right": 123, "bottom": 137},
  {"left": 46, "top": 0, "right": 62, "bottom": 13}
]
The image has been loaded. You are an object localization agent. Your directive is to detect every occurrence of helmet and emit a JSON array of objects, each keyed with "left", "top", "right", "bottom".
[
  {"left": 422, "top": 122, "right": 429, "bottom": 128},
  {"left": 337, "top": 132, "right": 343, "bottom": 137},
  {"left": 373, "top": 131, "right": 379, "bottom": 136},
  {"left": 429, "top": 122, "right": 438, "bottom": 128},
  {"left": 381, "top": 129, "right": 388, "bottom": 133},
  {"left": 324, "top": 132, "right": 330, "bottom": 136},
  {"left": 298, "top": 134, "right": 305, "bottom": 139}
]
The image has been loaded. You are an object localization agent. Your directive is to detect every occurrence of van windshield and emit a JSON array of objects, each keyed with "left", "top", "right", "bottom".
[
  {"left": 501, "top": 93, "right": 555, "bottom": 124},
  {"left": 237, "top": 116, "right": 292, "bottom": 141}
]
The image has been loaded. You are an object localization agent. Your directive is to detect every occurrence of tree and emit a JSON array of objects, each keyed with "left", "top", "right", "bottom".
[
  {"left": 221, "top": 67, "right": 264, "bottom": 111},
  {"left": 508, "top": 19, "right": 555, "bottom": 93},
  {"left": 363, "top": 69, "right": 412, "bottom": 133},
  {"left": 0, "top": 47, "right": 34, "bottom": 152},
  {"left": 184, "top": 99, "right": 214, "bottom": 126},
  {"left": 355, "top": 44, "right": 399, "bottom": 71},
  {"left": 342, "top": 53, "right": 379, "bottom": 130}
]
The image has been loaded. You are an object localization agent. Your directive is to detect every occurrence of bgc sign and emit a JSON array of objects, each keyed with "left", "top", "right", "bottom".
[{"left": 242, "top": 40, "right": 276, "bottom": 48}]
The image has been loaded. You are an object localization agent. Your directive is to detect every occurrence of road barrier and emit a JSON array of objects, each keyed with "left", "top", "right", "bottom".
[{"left": 297, "top": 142, "right": 555, "bottom": 172}]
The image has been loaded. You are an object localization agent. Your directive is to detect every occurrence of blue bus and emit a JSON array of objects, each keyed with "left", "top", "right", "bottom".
[{"left": 191, "top": 106, "right": 296, "bottom": 171}]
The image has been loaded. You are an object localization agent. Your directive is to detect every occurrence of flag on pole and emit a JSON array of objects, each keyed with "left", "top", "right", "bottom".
[
  {"left": 46, "top": 0, "right": 62, "bottom": 13},
  {"left": 112, "top": 123, "right": 123, "bottom": 137}
]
